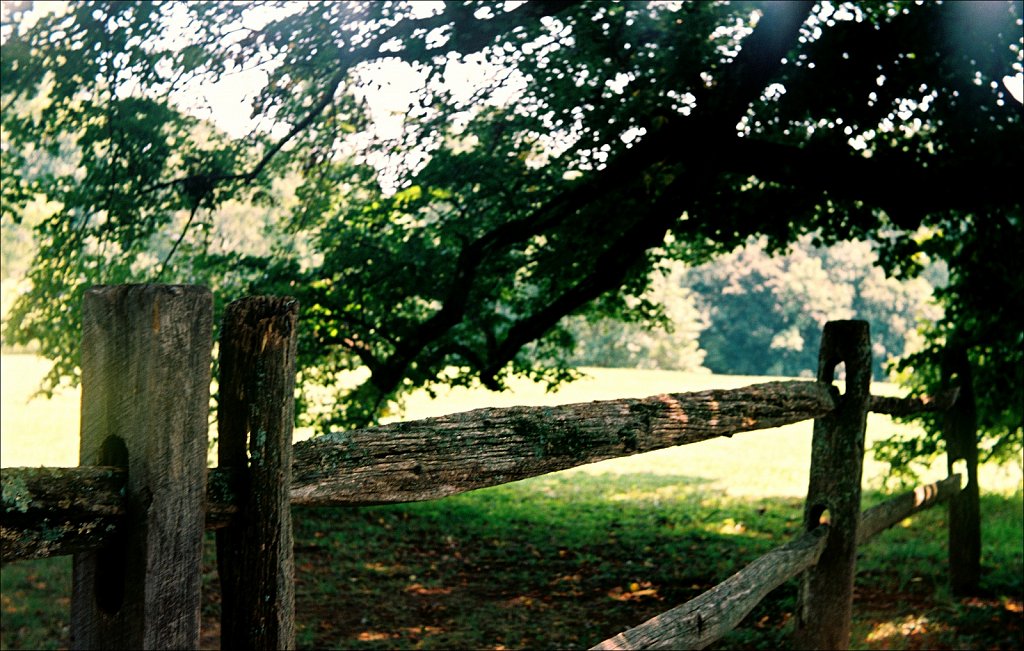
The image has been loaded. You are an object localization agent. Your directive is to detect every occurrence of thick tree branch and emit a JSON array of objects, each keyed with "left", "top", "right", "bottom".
[
  {"left": 481, "top": 174, "right": 700, "bottom": 383},
  {"left": 359, "top": 0, "right": 816, "bottom": 403}
]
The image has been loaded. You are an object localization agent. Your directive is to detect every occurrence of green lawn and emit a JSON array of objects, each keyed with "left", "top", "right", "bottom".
[
  {"left": 1, "top": 355, "right": 80, "bottom": 468},
  {"left": 2, "top": 353, "right": 1022, "bottom": 649}
]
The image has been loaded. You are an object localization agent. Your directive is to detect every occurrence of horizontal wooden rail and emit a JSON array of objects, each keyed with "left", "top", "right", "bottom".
[
  {"left": 0, "top": 466, "right": 249, "bottom": 561},
  {"left": 1, "top": 466, "right": 128, "bottom": 562},
  {"left": 867, "top": 387, "right": 959, "bottom": 417},
  {"left": 1, "top": 383, "right": 957, "bottom": 562},
  {"left": 2, "top": 380, "right": 830, "bottom": 561},
  {"left": 858, "top": 474, "right": 962, "bottom": 545},
  {"left": 592, "top": 527, "right": 830, "bottom": 650},
  {"left": 590, "top": 474, "right": 963, "bottom": 650},
  {"left": 291, "top": 380, "right": 836, "bottom": 505}
]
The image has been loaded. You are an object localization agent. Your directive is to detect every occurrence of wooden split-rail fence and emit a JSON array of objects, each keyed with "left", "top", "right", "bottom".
[{"left": 0, "top": 285, "right": 981, "bottom": 650}]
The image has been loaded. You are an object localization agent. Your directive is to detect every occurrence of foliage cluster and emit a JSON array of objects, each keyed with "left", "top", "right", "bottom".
[
  {"left": 687, "top": 234, "right": 944, "bottom": 380},
  {"left": 1, "top": 1, "right": 1020, "bottom": 463}
]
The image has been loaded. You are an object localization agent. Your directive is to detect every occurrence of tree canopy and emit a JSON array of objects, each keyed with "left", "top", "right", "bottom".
[{"left": 1, "top": 1, "right": 1020, "bottom": 459}]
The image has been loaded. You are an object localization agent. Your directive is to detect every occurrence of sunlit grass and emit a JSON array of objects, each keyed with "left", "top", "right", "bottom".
[
  {"left": 1, "top": 355, "right": 80, "bottom": 467},
  {"left": 2, "top": 353, "right": 1021, "bottom": 650}
]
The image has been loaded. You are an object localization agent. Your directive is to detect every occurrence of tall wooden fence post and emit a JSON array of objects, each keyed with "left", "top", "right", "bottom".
[
  {"left": 793, "top": 320, "right": 871, "bottom": 650},
  {"left": 71, "top": 285, "right": 212, "bottom": 649},
  {"left": 942, "top": 345, "right": 981, "bottom": 595},
  {"left": 216, "top": 297, "right": 299, "bottom": 650}
]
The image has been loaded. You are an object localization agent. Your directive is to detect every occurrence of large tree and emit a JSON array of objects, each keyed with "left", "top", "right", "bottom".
[{"left": 2, "top": 1, "right": 1021, "bottom": 453}]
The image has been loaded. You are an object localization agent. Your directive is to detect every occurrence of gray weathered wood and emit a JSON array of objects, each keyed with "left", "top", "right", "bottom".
[
  {"left": 1, "top": 466, "right": 126, "bottom": 562},
  {"left": 71, "top": 284, "right": 212, "bottom": 650},
  {"left": 216, "top": 296, "right": 299, "bottom": 651},
  {"left": 3, "top": 380, "right": 838, "bottom": 560},
  {"left": 942, "top": 346, "right": 981, "bottom": 595},
  {"left": 793, "top": 320, "right": 871, "bottom": 651},
  {"left": 1, "top": 466, "right": 239, "bottom": 561},
  {"left": 858, "top": 474, "right": 962, "bottom": 546},
  {"left": 591, "top": 526, "right": 829, "bottom": 650},
  {"left": 292, "top": 380, "right": 837, "bottom": 505}
]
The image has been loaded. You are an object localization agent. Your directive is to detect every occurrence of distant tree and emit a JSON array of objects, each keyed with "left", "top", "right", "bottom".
[
  {"left": 2, "top": 0, "right": 1020, "bottom": 454},
  {"left": 564, "top": 261, "right": 706, "bottom": 371},
  {"left": 686, "top": 235, "right": 943, "bottom": 380}
]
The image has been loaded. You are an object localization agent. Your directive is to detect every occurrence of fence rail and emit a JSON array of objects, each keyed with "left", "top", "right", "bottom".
[
  {"left": 2, "top": 384, "right": 954, "bottom": 563},
  {"left": 590, "top": 473, "right": 964, "bottom": 650},
  {"left": 0, "top": 285, "right": 980, "bottom": 650}
]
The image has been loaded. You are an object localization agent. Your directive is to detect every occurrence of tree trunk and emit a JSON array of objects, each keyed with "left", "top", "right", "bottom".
[{"left": 942, "top": 346, "right": 981, "bottom": 595}]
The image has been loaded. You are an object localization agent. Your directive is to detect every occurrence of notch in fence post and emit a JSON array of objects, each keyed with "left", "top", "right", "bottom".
[
  {"left": 71, "top": 285, "right": 212, "bottom": 650},
  {"left": 793, "top": 320, "right": 870, "bottom": 651},
  {"left": 216, "top": 296, "right": 299, "bottom": 650},
  {"left": 942, "top": 345, "right": 981, "bottom": 595}
]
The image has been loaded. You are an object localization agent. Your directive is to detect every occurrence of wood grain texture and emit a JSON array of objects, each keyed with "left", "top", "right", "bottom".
[
  {"left": 216, "top": 296, "right": 298, "bottom": 650},
  {"left": 291, "top": 380, "right": 837, "bottom": 505},
  {"left": 592, "top": 527, "right": 829, "bottom": 650},
  {"left": 794, "top": 320, "right": 871, "bottom": 651},
  {"left": 3, "top": 380, "right": 838, "bottom": 560},
  {"left": 0, "top": 384, "right": 960, "bottom": 560},
  {"left": 70, "top": 284, "right": 211, "bottom": 650}
]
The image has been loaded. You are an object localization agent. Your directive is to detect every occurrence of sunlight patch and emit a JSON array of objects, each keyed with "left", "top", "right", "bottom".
[
  {"left": 866, "top": 613, "right": 949, "bottom": 642},
  {"left": 717, "top": 518, "right": 748, "bottom": 535}
]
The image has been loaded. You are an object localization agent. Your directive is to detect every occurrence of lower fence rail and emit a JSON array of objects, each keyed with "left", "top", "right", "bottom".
[
  {"left": 591, "top": 473, "right": 963, "bottom": 650},
  {"left": 592, "top": 526, "right": 830, "bottom": 651}
]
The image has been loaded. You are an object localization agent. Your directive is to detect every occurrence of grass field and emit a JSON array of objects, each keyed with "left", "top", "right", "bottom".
[{"left": 1, "top": 353, "right": 1022, "bottom": 649}]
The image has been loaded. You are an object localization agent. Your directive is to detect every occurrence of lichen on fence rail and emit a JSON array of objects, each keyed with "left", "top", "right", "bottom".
[
  {"left": 290, "top": 380, "right": 837, "bottom": 505},
  {"left": 1, "top": 466, "right": 127, "bottom": 562},
  {"left": 1, "top": 383, "right": 959, "bottom": 562}
]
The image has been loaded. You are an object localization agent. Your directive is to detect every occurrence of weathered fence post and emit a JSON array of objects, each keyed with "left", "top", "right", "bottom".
[
  {"left": 71, "top": 285, "right": 212, "bottom": 649},
  {"left": 793, "top": 320, "right": 871, "bottom": 650},
  {"left": 942, "top": 345, "right": 981, "bottom": 595},
  {"left": 216, "top": 296, "right": 299, "bottom": 650}
]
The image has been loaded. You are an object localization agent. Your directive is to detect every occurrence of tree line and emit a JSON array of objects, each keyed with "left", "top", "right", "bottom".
[{"left": 566, "top": 233, "right": 944, "bottom": 381}]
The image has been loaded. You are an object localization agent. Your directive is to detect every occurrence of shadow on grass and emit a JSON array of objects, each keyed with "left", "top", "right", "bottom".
[
  {"left": 290, "top": 472, "right": 802, "bottom": 650},
  {"left": 2, "top": 476, "right": 1020, "bottom": 650}
]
